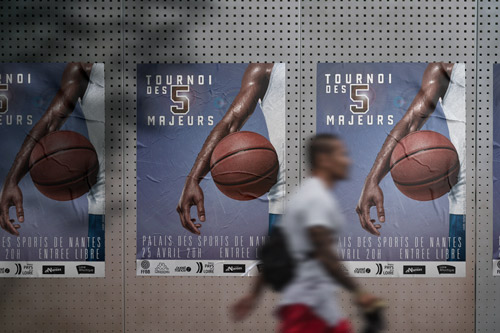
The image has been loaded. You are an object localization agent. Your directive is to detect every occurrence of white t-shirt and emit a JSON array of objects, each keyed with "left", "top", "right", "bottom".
[
  {"left": 440, "top": 63, "right": 466, "bottom": 215},
  {"left": 278, "top": 177, "right": 346, "bottom": 326},
  {"left": 259, "top": 63, "right": 286, "bottom": 214},
  {"left": 79, "top": 63, "right": 105, "bottom": 215}
]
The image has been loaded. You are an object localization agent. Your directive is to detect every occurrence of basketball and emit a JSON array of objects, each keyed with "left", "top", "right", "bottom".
[
  {"left": 390, "top": 130, "right": 459, "bottom": 201},
  {"left": 210, "top": 131, "right": 279, "bottom": 201},
  {"left": 29, "top": 131, "right": 99, "bottom": 201}
]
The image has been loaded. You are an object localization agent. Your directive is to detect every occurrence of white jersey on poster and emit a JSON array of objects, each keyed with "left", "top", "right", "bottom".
[{"left": 259, "top": 63, "right": 286, "bottom": 214}]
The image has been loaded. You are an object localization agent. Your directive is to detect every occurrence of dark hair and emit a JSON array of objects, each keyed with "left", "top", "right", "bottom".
[{"left": 307, "top": 133, "right": 340, "bottom": 168}]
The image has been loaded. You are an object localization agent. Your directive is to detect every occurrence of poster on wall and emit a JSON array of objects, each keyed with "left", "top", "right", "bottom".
[
  {"left": 0, "top": 63, "right": 105, "bottom": 277},
  {"left": 136, "top": 63, "right": 285, "bottom": 276},
  {"left": 317, "top": 63, "right": 466, "bottom": 277},
  {"left": 493, "top": 64, "right": 500, "bottom": 276}
]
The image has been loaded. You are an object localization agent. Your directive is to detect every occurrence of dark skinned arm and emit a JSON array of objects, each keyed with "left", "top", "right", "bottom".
[
  {"left": 356, "top": 62, "right": 454, "bottom": 236},
  {"left": 231, "top": 274, "right": 265, "bottom": 321},
  {"left": 308, "top": 226, "right": 378, "bottom": 308},
  {"left": 177, "top": 63, "right": 273, "bottom": 234},
  {"left": 0, "top": 62, "right": 92, "bottom": 236},
  {"left": 308, "top": 226, "right": 358, "bottom": 292}
]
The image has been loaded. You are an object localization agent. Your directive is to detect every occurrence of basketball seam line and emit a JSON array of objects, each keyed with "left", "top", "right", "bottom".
[
  {"left": 389, "top": 146, "right": 459, "bottom": 170},
  {"left": 393, "top": 161, "right": 460, "bottom": 187},
  {"left": 29, "top": 146, "right": 97, "bottom": 169},
  {"left": 209, "top": 147, "right": 278, "bottom": 170},
  {"left": 213, "top": 161, "right": 279, "bottom": 186},
  {"left": 32, "top": 162, "right": 99, "bottom": 187}
]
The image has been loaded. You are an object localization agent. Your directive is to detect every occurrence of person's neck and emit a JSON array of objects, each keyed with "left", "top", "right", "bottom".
[{"left": 312, "top": 170, "right": 337, "bottom": 189}]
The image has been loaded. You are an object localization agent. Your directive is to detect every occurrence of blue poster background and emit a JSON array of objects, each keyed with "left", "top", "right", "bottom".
[
  {"left": 317, "top": 63, "right": 461, "bottom": 262},
  {"left": 0, "top": 64, "right": 90, "bottom": 261},
  {"left": 137, "top": 64, "right": 271, "bottom": 261}
]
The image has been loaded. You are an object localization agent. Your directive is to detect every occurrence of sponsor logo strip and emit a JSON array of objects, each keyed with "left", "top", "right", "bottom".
[
  {"left": 134, "top": 260, "right": 465, "bottom": 277},
  {"left": 0, "top": 262, "right": 104, "bottom": 278},
  {"left": 136, "top": 260, "right": 254, "bottom": 276}
]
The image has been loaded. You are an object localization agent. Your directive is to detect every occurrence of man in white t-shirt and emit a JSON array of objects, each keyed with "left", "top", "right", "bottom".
[{"left": 232, "top": 134, "right": 379, "bottom": 333}]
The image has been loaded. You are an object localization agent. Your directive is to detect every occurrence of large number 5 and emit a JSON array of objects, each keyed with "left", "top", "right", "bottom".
[
  {"left": 0, "top": 84, "right": 8, "bottom": 114},
  {"left": 170, "top": 85, "right": 190, "bottom": 115},
  {"left": 350, "top": 84, "right": 369, "bottom": 114}
]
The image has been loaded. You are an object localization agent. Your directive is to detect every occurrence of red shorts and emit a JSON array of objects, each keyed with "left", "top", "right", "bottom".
[{"left": 278, "top": 304, "right": 352, "bottom": 333}]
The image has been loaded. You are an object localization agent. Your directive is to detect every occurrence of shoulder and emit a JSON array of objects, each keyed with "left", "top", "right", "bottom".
[
  {"left": 291, "top": 178, "right": 331, "bottom": 207},
  {"left": 63, "top": 62, "right": 93, "bottom": 80},
  {"left": 244, "top": 63, "right": 273, "bottom": 81},
  {"left": 80, "top": 62, "right": 93, "bottom": 75},
  {"left": 428, "top": 62, "right": 454, "bottom": 77}
]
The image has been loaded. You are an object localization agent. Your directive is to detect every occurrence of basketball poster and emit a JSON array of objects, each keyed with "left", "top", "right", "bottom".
[
  {"left": 317, "top": 63, "right": 466, "bottom": 277},
  {"left": 493, "top": 64, "right": 500, "bottom": 276},
  {"left": 0, "top": 63, "right": 105, "bottom": 278},
  {"left": 136, "top": 63, "right": 285, "bottom": 276}
]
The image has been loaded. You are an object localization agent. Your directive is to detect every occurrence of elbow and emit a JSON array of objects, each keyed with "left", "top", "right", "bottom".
[
  {"left": 314, "top": 248, "right": 334, "bottom": 265},
  {"left": 407, "top": 122, "right": 420, "bottom": 133},
  {"left": 46, "top": 115, "right": 61, "bottom": 133},
  {"left": 407, "top": 111, "right": 430, "bottom": 133},
  {"left": 222, "top": 116, "right": 242, "bottom": 134},
  {"left": 228, "top": 122, "right": 239, "bottom": 133},
  {"left": 46, "top": 113, "right": 64, "bottom": 133}
]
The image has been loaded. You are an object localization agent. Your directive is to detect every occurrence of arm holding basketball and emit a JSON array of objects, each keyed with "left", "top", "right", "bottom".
[
  {"left": 356, "top": 62, "right": 453, "bottom": 236},
  {"left": 177, "top": 64, "right": 273, "bottom": 234},
  {"left": 0, "top": 62, "right": 91, "bottom": 235}
]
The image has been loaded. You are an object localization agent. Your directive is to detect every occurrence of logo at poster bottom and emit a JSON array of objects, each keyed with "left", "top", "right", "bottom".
[
  {"left": 154, "top": 263, "right": 169, "bottom": 274},
  {"left": 76, "top": 265, "right": 95, "bottom": 274},
  {"left": 140, "top": 260, "right": 151, "bottom": 274},
  {"left": 403, "top": 265, "right": 426, "bottom": 275},
  {"left": 14, "top": 263, "right": 34, "bottom": 276},
  {"left": 223, "top": 264, "right": 246, "bottom": 273},
  {"left": 353, "top": 267, "right": 371, "bottom": 274},
  {"left": 203, "top": 262, "right": 215, "bottom": 274},
  {"left": 437, "top": 265, "right": 456, "bottom": 274},
  {"left": 174, "top": 266, "right": 192, "bottom": 273},
  {"left": 42, "top": 265, "right": 65, "bottom": 275}
]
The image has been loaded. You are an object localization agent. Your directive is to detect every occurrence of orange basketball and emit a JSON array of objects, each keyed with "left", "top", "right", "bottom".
[
  {"left": 29, "top": 131, "right": 99, "bottom": 201},
  {"left": 210, "top": 131, "right": 279, "bottom": 201},
  {"left": 390, "top": 130, "right": 459, "bottom": 201}
]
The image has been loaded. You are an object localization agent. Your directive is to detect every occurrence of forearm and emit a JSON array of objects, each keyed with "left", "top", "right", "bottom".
[
  {"left": 366, "top": 64, "right": 450, "bottom": 185},
  {"left": 318, "top": 252, "right": 359, "bottom": 293},
  {"left": 4, "top": 90, "right": 75, "bottom": 186},
  {"left": 4, "top": 63, "right": 89, "bottom": 187},
  {"left": 309, "top": 227, "right": 359, "bottom": 292},
  {"left": 187, "top": 64, "right": 271, "bottom": 182},
  {"left": 365, "top": 118, "right": 413, "bottom": 184},
  {"left": 188, "top": 97, "right": 259, "bottom": 181},
  {"left": 187, "top": 119, "right": 239, "bottom": 182},
  {"left": 250, "top": 274, "right": 266, "bottom": 297},
  {"left": 4, "top": 134, "right": 38, "bottom": 186}
]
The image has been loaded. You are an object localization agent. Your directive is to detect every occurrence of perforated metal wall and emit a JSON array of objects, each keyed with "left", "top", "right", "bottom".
[
  {"left": 300, "top": 3, "right": 476, "bottom": 332},
  {"left": 476, "top": 3, "right": 499, "bottom": 333},
  {"left": 122, "top": 1, "right": 301, "bottom": 332},
  {"left": 0, "top": 0, "right": 497, "bottom": 332},
  {"left": 0, "top": 2, "right": 123, "bottom": 332}
]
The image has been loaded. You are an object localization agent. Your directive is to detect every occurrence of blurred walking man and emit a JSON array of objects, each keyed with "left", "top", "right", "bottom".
[{"left": 232, "top": 133, "right": 379, "bottom": 333}]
